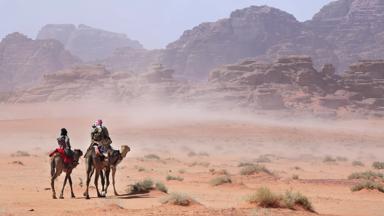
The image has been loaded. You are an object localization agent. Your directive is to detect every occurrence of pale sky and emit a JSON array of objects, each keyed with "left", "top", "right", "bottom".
[{"left": 0, "top": 0, "right": 335, "bottom": 49}]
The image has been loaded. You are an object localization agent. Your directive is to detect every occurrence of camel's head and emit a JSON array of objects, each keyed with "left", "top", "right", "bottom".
[
  {"left": 73, "top": 149, "right": 83, "bottom": 159},
  {"left": 120, "top": 145, "right": 130, "bottom": 158}
]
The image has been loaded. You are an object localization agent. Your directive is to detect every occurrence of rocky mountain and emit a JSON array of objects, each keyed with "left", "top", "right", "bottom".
[
  {"left": 6, "top": 56, "right": 384, "bottom": 118},
  {"left": 0, "top": 32, "right": 80, "bottom": 91},
  {"left": 37, "top": 24, "right": 143, "bottom": 61},
  {"left": 101, "top": 0, "right": 384, "bottom": 80}
]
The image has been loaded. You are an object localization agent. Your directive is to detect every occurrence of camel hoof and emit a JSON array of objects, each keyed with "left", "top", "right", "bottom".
[
  {"left": 85, "top": 196, "right": 90, "bottom": 200},
  {"left": 71, "top": 194, "right": 76, "bottom": 198},
  {"left": 114, "top": 192, "right": 119, "bottom": 196},
  {"left": 52, "top": 195, "right": 57, "bottom": 199},
  {"left": 59, "top": 196, "right": 64, "bottom": 199}
]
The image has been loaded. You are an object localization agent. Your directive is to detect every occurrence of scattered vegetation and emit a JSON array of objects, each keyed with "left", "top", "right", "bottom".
[
  {"left": 209, "top": 168, "right": 229, "bottom": 175},
  {"left": 293, "top": 166, "right": 302, "bottom": 170},
  {"left": 166, "top": 175, "right": 184, "bottom": 181},
  {"left": 10, "top": 161, "right": 24, "bottom": 165},
  {"left": 240, "top": 164, "right": 272, "bottom": 176},
  {"left": 11, "top": 151, "right": 30, "bottom": 157},
  {"left": 209, "top": 176, "right": 232, "bottom": 186},
  {"left": 372, "top": 161, "right": 384, "bottom": 170},
  {"left": 283, "top": 191, "right": 314, "bottom": 212},
  {"left": 255, "top": 155, "right": 271, "bottom": 163},
  {"left": 238, "top": 162, "right": 254, "bottom": 167},
  {"left": 292, "top": 174, "right": 299, "bottom": 180},
  {"left": 144, "top": 154, "right": 161, "bottom": 160},
  {"left": 246, "top": 187, "right": 314, "bottom": 212},
  {"left": 155, "top": 182, "right": 168, "bottom": 193},
  {"left": 336, "top": 156, "right": 348, "bottom": 162},
  {"left": 323, "top": 156, "right": 337, "bottom": 163},
  {"left": 351, "top": 181, "right": 384, "bottom": 193},
  {"left": 189, "top": 161, "right": 210, "bottom": 167},
  {"left": 352, "top": 160, "right": 364, "bottom": 167},
  {"left": 160, "top": 193, "right": 195, "bottom": 206},
  {"left": 246, "top": 187, "right": 280, "bottom": 208},
  {"left": 348, "top": 171, "right": 384, "bottom": 180},
  {"left": 129, "top": 178, "right": 154, "bottom": 193}
]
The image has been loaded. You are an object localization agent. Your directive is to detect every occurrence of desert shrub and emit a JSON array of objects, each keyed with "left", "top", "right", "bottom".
[
  {"left": 209, "top": 176, "right": 232, "bottom": 186},
  {"left": 323, "top": 156, "right": 337, "bottom": 163},
  {"left": 283, "top": 191, "right": 314, "bottom": 212},
  {"left": 246, "top": 187, "right": 315, "bottom": 212},
  {"left": 155, "top": 182, "right": 168, "bottom": 193},
  {"left": 198, "top": 152, "right": 210, "bottom": 157},
  {"left": 130, "top": 178, "right": 154, "bottom": 193},
  {"left": 292, "top": 174, "right": 299, "bottom": 180},
  {"left": 255, "top": 155, "right": 271, "bottom": 163},
  {"left": 144, "top": 154, "right": 160, "bottom": 160},
  {"left": 293, "top": 166, "right": 302, "bottom": 170},
  {"left": 348, "top": 171, "right": 384, "bottom": 180},
  {"left": 189, "top": 161, "right": 210, "bottom": 167},
  {"left": 240, "top": 164, "right": 272, "bottom": 175},
  {"left": 238, "top": 162, "right": 255, "bottom": 167},
  {"left": 351, "top": 181, "right": 384, "bottom": 193},
  {"left": 352, "top": 161, "right": 364, "bottom": 167},
  {"left": 336, "top": 156, "right": 348, "bottom": 162},
  {"left": 11, "top": 151, "right": 30, "bottom": 157},
  {"left": 246, "top": 187, "right": 280, "bottom": 208},
  {"left": 160, "top": 193, "right": 194, "bottom": 206},
  {"left": 137, "top": 167, "right": 146, "bottom": 172},
  {"left": 372, "top": 161, "right": 384, "bottom": 170},
  {"left": 166, "top": 175, "right": 184, "bottom": 181}
]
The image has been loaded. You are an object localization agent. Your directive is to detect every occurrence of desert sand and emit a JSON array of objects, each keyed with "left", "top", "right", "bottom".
[{"left": 0, "top": 103, "right": 383, "bottom": 216}]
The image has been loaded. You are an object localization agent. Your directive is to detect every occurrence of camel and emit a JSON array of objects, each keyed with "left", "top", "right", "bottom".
[
  {"left": 83, "top": 145, "right": 130, "bottom": 199},
  {"left": 50, "top": 149, "right": 83, "bottom": 199}
]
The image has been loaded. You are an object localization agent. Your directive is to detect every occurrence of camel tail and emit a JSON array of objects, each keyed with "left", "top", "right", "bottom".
[{"left": 50, "top": 157, "right": 56, "bottom": 177}]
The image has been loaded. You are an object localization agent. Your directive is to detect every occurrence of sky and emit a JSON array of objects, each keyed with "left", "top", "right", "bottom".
[{"left": 0, "top": 0, "right": 334, "bottom": 49}]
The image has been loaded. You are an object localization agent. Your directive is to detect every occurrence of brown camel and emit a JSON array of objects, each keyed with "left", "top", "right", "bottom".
[
  {"left": 50, "top": 149, "right": 83, "bottom": 199},
  {"left": 83, "top": 145, "right": 130, "bottom": 199}
]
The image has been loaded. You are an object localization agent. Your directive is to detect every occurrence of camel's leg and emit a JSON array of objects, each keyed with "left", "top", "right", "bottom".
[
  {"left": 100, "top": 169, "right": 105, "bottom": 194},
  {"left": 68, "top": 174, "right": 75, "bottom": 198},
  {"left": 84, "top": 158, "right": 93, "bottom": 200},
  {"left": 94, "top": 170, "right": 104, "bottom": 197},
  {"left": 59, "top": 174, "right": 68, "bottom": 199},
  {"left": 51, "top": 173, "right": 59, "bottom": 199},
  {"left": 104, "top": 168, "right": 111, "bottom": 196},
  {"left": 112, "top": 167, "right": 119, "bottom": 196}
]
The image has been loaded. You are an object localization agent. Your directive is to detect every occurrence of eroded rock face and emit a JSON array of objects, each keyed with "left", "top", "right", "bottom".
[
  {"left": 161, "top": 6, "right": 301, "bottom": 80},
  {"left": 37, "top": 24, "right": 143, "bottom": 61},
  {"left": 9, "top": 64, "right": 188, "bottom": 103},
  {"left": 0, "top": 32, "right": 80, "bottom": 91}
]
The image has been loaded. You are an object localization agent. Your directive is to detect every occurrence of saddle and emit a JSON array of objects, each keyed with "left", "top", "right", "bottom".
[{"left": 50, "top": 148, "right": 73, "bottom": 164}]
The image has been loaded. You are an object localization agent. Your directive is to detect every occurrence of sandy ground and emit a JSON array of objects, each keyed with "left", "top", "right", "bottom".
[{"left": 0, "top": 103, "right": 383, "bottom": 216}]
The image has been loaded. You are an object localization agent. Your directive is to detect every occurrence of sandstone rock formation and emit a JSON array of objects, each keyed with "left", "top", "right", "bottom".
[
  {"left": 0, "top": 32, "right": 80, "bottom": 91},
  {"left": 9, "top": 64, "right": 188, "bottom": 103},
  {"left": 37, "top": 24, "right": 143, "bottom": 61},
  {"left": 101, "top": 0, "right": 384, "bottom": 80}
]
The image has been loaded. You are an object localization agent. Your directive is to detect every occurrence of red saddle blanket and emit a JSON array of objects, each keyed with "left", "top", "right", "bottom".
[{"left": 49, "top": 148, "right": 73, "bottom": 164}]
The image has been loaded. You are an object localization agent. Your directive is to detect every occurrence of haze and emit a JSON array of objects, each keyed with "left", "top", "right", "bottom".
[{"left": 0, "top": 0, "right": 334, "bottom": 49}]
